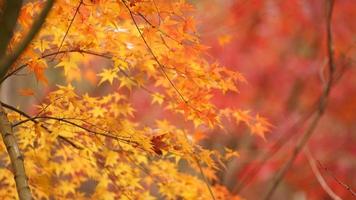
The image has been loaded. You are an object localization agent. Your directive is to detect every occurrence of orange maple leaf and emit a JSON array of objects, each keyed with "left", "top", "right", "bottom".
[{"left": 28, "top": 60, "right": 48, "bottom": 84}]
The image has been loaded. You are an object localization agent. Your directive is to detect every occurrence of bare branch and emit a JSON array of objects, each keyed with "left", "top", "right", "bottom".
[
  {"left": 263, "top": 1, "right": 336, "bottom": 199},
  {"left": 305, "top": 147, "right": 342, "bottom": 200},
  {"left": 317, "top": 160, "right": 356, "bottom": 197}
]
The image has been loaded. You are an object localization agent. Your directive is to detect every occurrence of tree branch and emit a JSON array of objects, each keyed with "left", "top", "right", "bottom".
[
  {"left": 0, "top": 101, "right": 82, "bottom": 149},
  {"left": 0, "top": 0, "right": 23, "bottom": 57},
  {"left": 0, "top": 101, "right": 141, "bottom": 150},
  {"left": 121, "top": 0, "right": 187, "bottom": 104},
  {"left": 305, "top": 147, "right": 341, "bottom": 200},
  {"left": 317, "top": 160, "right": 356, "bottom": 197},
  {"left": 0, "top": 103, "right": 32, "bottom": 200},
  {"left": 0, "top": 2, "right": 53, "bottom": 199},
  {"left": 263, "top": 1, "right": 335, "bottom": 199},
  {"left": 51, "top": 0, "right": 83, "bottom": 61},
  {"left": 0, "top": 0, "right": 54, "bottom": 80}
]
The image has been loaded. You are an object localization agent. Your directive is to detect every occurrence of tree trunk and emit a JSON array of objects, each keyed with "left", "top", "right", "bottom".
[{"left": 0, "top": 103, "right": 32, "bottom": 200}]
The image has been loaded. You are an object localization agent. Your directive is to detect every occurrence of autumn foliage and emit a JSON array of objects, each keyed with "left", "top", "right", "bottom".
[
  {"left": 0, "top": 0, "right": 271, "bottom": 199},
  {"left": 0, "top": 0, "right": 354, "bottom": 200}
]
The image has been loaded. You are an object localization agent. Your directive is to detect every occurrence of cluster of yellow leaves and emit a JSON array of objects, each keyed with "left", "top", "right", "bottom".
[{"left": 0, "top": 0, "right": 270, "bottom": 199}]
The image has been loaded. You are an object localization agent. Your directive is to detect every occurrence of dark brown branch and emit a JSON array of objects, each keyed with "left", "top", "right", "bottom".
[
  {"left": 152, "top": 0, "right": 162, "bottom": 25},
  {"left": 1, "top": 101, "right": 141, "bottom": 149},
  {"left": 263, "top": 1, "right": 335, "bottom": 199},
  {"left": 17, "top": 115, "right": 138, "bottom": 146},
  {"left": 57, "top": 135, "right": 83, "bottom": 150},
  {"left": 194, "top": 155, "right": 216, "bottom": 200},
  {"left": 1, "top": 102, "right": 82, "bottom": 150},
  {"left": 0, "top": 0, "right": 54, "bottom": 80},
  {"left": 2, "top": 46, "right": 208, "bottom": 121},
  {"left": 1, "top": 102, "right": 32, "bottom": 120},
  {"left": 0, "top": 0, "right": 23, "bottom": 57},
  {"left": 0, "top": 49, "right": 110, "bottom": 83}
]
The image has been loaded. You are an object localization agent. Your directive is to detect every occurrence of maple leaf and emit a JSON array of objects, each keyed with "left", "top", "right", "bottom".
[
  {"left": 113, "top": 57, "right": 129, "bottom": 71},
  {"left": 57, "top": 180, "right": 76, "bottom": 195},
  {"left": 33, "top": 39, "right": 50, "bottom": 52},
  {"left": 27, "top": 59, "right": 48, "bottom": 84},
  {"left": 118, "top": 76, "right": 136, "bottom": 90},
  {"left": 90, "top": 107, "right": 105, "bottom": 117},
  {"left": 98, "top": 68, "right": 118, "bottom": 85},
  {"left": 55, "top": 56, "right": 81, "bottom": 82},
  {"left": 151, "top": 134, "right": 168, "bottom": 156},
  {"left": 151, "top": 92, "right": 164, "bottom": 105}
]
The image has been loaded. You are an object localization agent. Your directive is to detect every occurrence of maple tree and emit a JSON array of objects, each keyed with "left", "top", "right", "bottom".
[{"left": 0, "top": 0, "right": 272, "bottom": 199}]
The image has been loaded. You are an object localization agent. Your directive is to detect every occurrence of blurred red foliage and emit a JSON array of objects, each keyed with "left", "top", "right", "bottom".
[{"left": 194, "top": 0, "right": 356, "bottom": 199}]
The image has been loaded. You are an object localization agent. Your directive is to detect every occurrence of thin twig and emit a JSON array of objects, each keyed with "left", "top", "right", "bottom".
[
  {"left": 194, "top": 155, "right": 216, "bottom": 200},
  {"left": 1, "top": 101, "right": 140, "bottom": 149},
  {"left": 263, "top": 1, "right": 335, "bottom": 199},
  {"left": 1, "top": 102, "right": 82, "bottom": 150},
  {"left": 305, "top": 147, "right": 342, "bottom": 200},
  {"left": 151, "top": 0, "right": 162, "bottom": 25},
  {"left": 317, "top": 160, "right": 356, "bottom": 197},
  {"left": 232, "top": 111, "right": 312, "bottom": 193},
  {"left": 51, "top": 0, "right": 83, "bottom": 61},
  {"left": 121, "top": 0, "right": 187, "bottom": 104}
]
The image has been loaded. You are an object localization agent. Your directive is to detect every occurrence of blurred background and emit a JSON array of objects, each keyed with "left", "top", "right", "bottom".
[{"left": 192, "top": 0, "right": 356, "bottom": 199}]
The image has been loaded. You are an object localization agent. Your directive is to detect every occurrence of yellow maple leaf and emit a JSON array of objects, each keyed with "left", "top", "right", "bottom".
[
  {"left": 119, "top": 76, "right": 136, "bottom": 90},
  {"left": 113, "top": 57, "right": 129, "bottom": 71},
  {"left": 57, "top": 180, "right": 76, "bottom": 195},
  {"left": 33, "top": 39, "right": 50, "bottom": 53},
  {"left": 151, "top": 92, "right": 164, "bottom": 105},
  {"left": 98, "top": 68, "right": 118, "bottom": 85},
  {"left": 90, "top": 107, "right": 105, "bottom": 117},
  {"left": 55, "top": 56, "right": 81, "bottom": 82}
]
